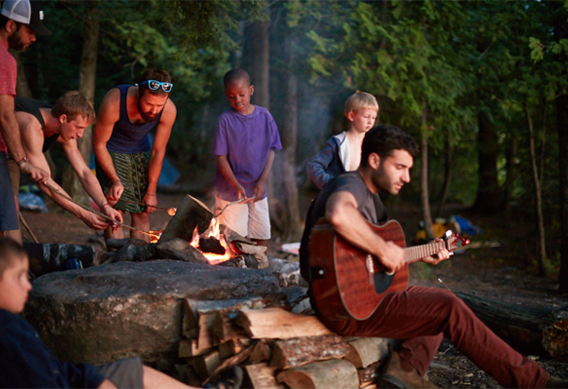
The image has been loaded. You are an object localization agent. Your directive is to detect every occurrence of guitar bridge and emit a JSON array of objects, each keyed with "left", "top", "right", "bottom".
[{"left": 366, "top": 255, "right": 375, "bottom": 287}]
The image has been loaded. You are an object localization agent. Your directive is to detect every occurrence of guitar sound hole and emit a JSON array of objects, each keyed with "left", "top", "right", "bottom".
[{"left": 374, "top": 272, "right": 395, "bottom": 294}]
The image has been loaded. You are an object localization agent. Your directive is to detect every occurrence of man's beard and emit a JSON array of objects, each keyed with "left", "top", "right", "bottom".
[
  {"left": 137, "top": 98, "right": 163, "bottom": 123},
  {"left": 8, "top": 31, "right": 26, "bottom": 52}
]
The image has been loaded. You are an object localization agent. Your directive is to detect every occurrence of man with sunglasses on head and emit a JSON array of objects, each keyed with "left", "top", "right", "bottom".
[
  {"left": 0, "top": 0, "right": 51, "bottom": 243},
  {"left": 93, "top": 69, "right": 177, "bottom": 243}
]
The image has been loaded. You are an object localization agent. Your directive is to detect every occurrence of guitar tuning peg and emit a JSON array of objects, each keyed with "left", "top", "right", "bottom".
[{"left": 456, "top": 233, "right": 470, "bottom": 246}]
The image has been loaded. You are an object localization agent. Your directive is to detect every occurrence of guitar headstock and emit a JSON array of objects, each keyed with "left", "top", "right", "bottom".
[{"left": 443, "top": 230, "right": 470, "bottom": 252}]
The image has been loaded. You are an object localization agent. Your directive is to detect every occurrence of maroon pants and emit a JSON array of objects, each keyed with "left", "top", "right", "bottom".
[{"left": 317, "top": 286, "right": 549, "bottom": 388}]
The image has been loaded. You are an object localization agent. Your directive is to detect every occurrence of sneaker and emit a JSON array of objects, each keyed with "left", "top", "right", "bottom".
[
  {"left": 378, "top": 350, "right": 438, "bottom": 389},
  {"left": 203, "top": 366, "right": 243, "bottom": 389}
]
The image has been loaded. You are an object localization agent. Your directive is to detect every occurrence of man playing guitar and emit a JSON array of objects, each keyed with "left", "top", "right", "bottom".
[{"left": 300, "top": 125, "right": 564, "bottom": 388}]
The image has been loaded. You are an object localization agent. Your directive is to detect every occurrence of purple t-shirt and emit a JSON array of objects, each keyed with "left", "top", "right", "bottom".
[{"left": 212, "top": 105, "right": 282, "bottom": 201}]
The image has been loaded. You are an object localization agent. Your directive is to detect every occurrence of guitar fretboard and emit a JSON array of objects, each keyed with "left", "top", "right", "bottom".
[{"left": 404, "top": 241, "right": 446, "bottom": 263}]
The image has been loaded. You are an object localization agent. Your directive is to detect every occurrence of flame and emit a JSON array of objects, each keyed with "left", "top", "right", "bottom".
[
  {"left": 190, "top": 218, "right": 232, "bottom": 264},
  {"left": 149, "top": 230, "right": 162, "bottom": 244}
]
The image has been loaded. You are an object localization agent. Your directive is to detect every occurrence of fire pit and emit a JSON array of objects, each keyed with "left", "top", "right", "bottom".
[{"left": 103, "top": 195, "right": 269, "bottom": 269}]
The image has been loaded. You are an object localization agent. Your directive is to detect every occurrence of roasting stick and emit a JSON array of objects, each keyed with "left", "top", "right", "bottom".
[
  {"left": 44, "top": 182, "right": 160, "bottom": 240},
  {"left": 214, "top": 195, "right": 257, "bottom": 219},
  {"left": 119, "top": 198, "right": 177, "bottom": 215}
]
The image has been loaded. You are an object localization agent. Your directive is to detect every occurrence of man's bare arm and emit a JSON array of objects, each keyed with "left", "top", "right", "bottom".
[
  {"left": 325, "top": 191, "right": 451, "bottom": 270},
  {"left": 20, "top": 122, "right": 110, "bottom": 230},
  {"left": 61, "top": 139, "right": 123, "bottom": 225},
  {"left": 0, "top": 94, "right": 49, "bottom": 183},
  {"left": 92, "top": 89, "right": 122, "bottom": 202},
  {"left": 144, "top": 99, "right": 176, "bottom": 212},
  {"left": 325, "top": 190, "right": 406, "bottom": 273}
]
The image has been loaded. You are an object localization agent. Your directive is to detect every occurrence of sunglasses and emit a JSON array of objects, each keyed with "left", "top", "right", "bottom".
[{"left": 141, "top": 80, "right": 173, "bottom": 93}]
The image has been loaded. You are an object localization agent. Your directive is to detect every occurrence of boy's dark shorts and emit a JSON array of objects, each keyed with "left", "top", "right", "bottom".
[{"left": 96, "top": 357, "right": 144, "bottom": 389}]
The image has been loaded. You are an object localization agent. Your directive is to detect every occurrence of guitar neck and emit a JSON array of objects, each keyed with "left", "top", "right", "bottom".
[{"left": 404, "top": 241, "right": 445, "bottom": 263}]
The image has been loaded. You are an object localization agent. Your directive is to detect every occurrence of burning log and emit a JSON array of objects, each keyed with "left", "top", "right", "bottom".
[
  {"left": 159, "top": 195, "right": 214, "bottom": 244},
  {"left": 199, "top": 237, "right": 226, "bottom": 255},
  {"left": 155, "top": 239, "right": 208, "bottom": 264}
]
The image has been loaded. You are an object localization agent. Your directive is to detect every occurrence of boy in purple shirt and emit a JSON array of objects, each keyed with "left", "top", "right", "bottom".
[{"left": 212, "top": 69, "right": 282, "bottom": 247}]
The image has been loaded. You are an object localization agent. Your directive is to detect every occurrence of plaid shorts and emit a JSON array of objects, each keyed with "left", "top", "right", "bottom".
[{"left": 96, "top": 151, "right": 150, "bottom": 214}]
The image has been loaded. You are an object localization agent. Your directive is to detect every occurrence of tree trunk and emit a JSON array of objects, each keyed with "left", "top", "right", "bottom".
[
  {"left": 503, "top": 129, "right": 518, "bottom": 213},
  {"left": 473, "top": 111, "right": 500, "bottom": 214},
  {"left": 553, "top": 3, "right": 568, "bottom": 294},
  {"left": 420, "top": 111, "right": 434, "bottom": 240},
  {"left": 245, "top": 16, "right": 270, "bottom": 109},
  {"left": 526, "top": 108, "right": 548, "bottom": 276},
  {"left": 558, "top": 92, "right": 568, "bottom": 293},
  {"left": 435, "top": 133, "right": 453, "bottom": 218},
  {"left": 61, "top": 1, "right": 99, "bottom": 207},
  {"left": 271, "top": 31, "right": 302, "bottom": 241}
]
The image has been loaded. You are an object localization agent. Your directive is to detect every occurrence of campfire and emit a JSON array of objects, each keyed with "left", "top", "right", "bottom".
[
  {"left": 189, "top": 217, "right": 233, "bottom": 265},
  {"left": 99, "top": 195, "right": 269, "bottom": 269}
]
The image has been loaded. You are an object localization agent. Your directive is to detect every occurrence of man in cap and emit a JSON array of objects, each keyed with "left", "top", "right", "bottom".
[{"left": 0, "top": 0, "right": 51, "bottom": 242}]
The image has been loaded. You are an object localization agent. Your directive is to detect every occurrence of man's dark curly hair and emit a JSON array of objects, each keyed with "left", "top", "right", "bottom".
[{"left": 360, "top": 124, "right": 419, "bottom": 167}]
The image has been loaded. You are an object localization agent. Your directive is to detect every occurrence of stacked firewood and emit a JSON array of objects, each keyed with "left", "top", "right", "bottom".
[{"left": 174, "top": 296, "right": 398, "bottom": 389}]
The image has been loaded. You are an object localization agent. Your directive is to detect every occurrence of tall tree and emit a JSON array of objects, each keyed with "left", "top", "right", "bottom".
[{"left": 62, "top": 0, "right": 99, "bottom": 206}]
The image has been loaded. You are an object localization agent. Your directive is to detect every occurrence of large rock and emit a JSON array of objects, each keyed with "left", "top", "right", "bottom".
[{"left": 24, "top": 260, "right": 283, "bottom": 366}]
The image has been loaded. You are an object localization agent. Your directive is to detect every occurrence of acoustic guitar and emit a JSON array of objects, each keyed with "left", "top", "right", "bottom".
[{"left": 307, "top": 218, "right": 467, "bottom": 321}]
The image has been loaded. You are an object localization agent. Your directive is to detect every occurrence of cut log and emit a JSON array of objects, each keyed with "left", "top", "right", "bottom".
[
  {"left": 159, "top": 195, "right": 213, "bottom": 243},
  {"left": 248, "top": 339, "right": 273, "bottom": 364},
  {"left": 211, "top": 310, "right": 246, "bottom": 344},
  {"left": 197, "top": 311, "right": 220, "bottom": 349},
  {"left": 202, "top": 345, "right": 255, "bottom": 385},
  {"left": 455, "top": 292, "right": 568, "bottom": 359},
  {"left": 276, "top": 359, "right": 359, "bottom": 389},
  {"left": 358, "top": 361, "right": 382, "bottom": 387},
  {"left": 178, "top": 339, "right": 214, "bottom": 358},
  {"left": 182, "top": 297, "right": 286, "bottom": 340},
  {"left": 343, "top": 337, "right": 393, "bottom": 368},
  {"left": 236, "top": 308, "right": 332, "bottom": 339},
  {"left": 244, "top": 363, "right": 286, "bottom": 389},
  {"left": 219, "top": 338, "right": 251, "bottom": 359},
  {"left": 188, "top": 350, "right": 221, "bottom": 379},
  {"left": 270, "top": 334, "right": 351, "bottom": 369}
]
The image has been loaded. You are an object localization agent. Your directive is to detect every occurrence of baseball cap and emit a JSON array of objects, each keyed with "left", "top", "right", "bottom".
[{"left": 1, "top": 0, "right": 51, "bottom": 35}]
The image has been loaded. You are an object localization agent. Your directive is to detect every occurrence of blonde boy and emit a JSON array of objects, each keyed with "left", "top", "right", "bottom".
[
  {"left": 307, "top": 92, "right": 379, "bottom": 189},
  {"left": 0, "top": 237, "right": 241, "bottom": 389}
]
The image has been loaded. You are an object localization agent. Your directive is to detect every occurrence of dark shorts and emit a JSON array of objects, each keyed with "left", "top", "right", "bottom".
[
  {"left": 0, "top": 152, "right": 19, "bottom": 231},
  {"left": 8, "top": 157, "right": 19, "bottom": 197},
  {"left": 96, "top": 151, "right": 150, "bottom": 214},
  {"left": 96, "top": 357, "right": 144, "bottom": 389}
]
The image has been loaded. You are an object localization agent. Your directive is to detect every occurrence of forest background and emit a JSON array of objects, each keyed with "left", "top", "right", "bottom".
[{"left": 13, "top": 0, "right": 568, "bottom": 290}]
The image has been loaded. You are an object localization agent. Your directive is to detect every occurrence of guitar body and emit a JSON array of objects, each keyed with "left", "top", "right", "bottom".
[{"left": 308, "top": 219, "right": 409, "bottom": 321}]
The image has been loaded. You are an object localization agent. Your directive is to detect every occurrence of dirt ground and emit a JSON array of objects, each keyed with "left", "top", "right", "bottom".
[{"left": 20, "top": 192, "right": 568, "bottom": 388}]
